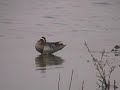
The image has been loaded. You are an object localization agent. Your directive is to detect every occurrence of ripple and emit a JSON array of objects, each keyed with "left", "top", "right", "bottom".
[
  {"left": 55, "top": 7, "right": 64, "bottom": 9},
  {"left": 0, "top": 21, "right": 24, "bottom": 25},
  {"left": 0, "top": 35, "right": 5, "bottom": 37},
  {"left": 15, "top": 36, "right": 24, "bottom": 39},
  {"left": 35, "top": 23, "right": 43, "bottom": 26},
  {"left": 53, "top": 22, "right": 67, "bottom": 26},
  {"left": 1, "top": 21, "right": 14, "bottom": 24},
  {"left": 93, "top": 2, "right": 111, "bottom": 6},
  {"left": 43, "top": 16, "right": 56, "bottom": 19},
  {"left": 71, "top": 30, "right": 79, "bottom": 32}
]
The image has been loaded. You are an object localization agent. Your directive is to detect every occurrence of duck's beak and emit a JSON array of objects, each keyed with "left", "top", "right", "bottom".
[{"left": 38, "top": 40, "right": 41, "bottom": 42}]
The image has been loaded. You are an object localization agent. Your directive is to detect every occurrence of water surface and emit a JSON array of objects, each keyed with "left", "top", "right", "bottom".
[{"left": 0, "top": 0, "right": 120, "bottom": 90}]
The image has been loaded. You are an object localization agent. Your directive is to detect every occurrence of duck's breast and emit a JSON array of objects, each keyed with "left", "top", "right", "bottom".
[
  {"left": 35, "top": 42, "right": 44, "bottom": 53},
  {"left": 43, "top": 44, "right": 53, "bottom": 53}
]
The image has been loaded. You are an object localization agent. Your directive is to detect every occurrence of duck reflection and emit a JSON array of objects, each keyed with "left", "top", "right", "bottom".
[{"left": 35, "top": 54, "right": 64, "bottom": 71}]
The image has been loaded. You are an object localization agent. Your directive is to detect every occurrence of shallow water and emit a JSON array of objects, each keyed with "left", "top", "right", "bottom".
[{"left": 0, "top": 0, "right": 120, "bottom": 90}]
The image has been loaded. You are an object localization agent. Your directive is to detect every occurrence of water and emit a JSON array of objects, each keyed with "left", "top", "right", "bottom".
[{"left": 0, "top": 0, "right": 120, "bottom": 90}]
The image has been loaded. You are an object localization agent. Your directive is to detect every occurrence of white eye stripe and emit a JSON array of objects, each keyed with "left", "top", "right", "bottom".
[{"left": 41, "top": 37, "right": 46, "bottom": 43}]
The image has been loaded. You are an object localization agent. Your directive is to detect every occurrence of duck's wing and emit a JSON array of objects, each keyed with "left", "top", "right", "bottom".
[
  {"left": 46, "top": 42, "right": 66, "bottom": 53},
  {"left": 48, "top": 41, "right": 62, "bottom": 44}
]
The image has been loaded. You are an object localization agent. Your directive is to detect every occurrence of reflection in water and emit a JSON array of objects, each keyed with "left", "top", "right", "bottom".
[{"left": 35, "top": 54, "right": 64, "bottom": 72}]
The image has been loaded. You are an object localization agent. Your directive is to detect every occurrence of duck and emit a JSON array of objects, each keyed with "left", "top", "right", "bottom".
[
  {"left": 35, "top": 37, "right": 66, "bottom": 54},
  {"left": 111, "top": 45, "right": 120, "bottom": 52},
  {"left": 111, "top": 45, "right": 120, "bottom": 56}
]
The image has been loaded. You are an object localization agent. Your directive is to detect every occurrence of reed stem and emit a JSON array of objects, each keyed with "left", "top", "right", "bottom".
[{"left": 69, "top": 69, "right": 74, "bottom": 90}]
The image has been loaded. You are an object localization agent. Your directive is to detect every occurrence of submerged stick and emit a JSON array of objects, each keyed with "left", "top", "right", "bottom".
[{"left": 69, "top": 69, "right": 74, "bottom": 90}]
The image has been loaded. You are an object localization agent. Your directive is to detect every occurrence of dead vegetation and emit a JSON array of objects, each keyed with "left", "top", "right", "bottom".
[
  {"left": 84, "top": 42, "right": 118, "bottom": 90},
  {"left": 57, "top": 42, "right": 118, "bottom": 90}
]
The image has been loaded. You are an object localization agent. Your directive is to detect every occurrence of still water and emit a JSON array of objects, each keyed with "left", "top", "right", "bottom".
[{"left": 0, "top": 0, "right": 120, "bottom": 90}]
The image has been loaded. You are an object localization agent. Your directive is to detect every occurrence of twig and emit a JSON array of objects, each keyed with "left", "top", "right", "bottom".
[
  {"left": 114, "top": 80, "right": 116, "bottom": 90},
  {"left": 84, "top": 42, "right": 118, "bottom": 90},
  {"left": 114, "top": 80, "right": 118, "bottom": 90},
  {"left": 69, "top": 69, "right": 74, "bottom": 90},
  {"left": 100, "top": 50, "right": 105, "bottom": 61},
  {"left": 82, "top": 80, "right": 84, "bottom": 90},
  {"left": 58, "top": 73, "right": 60, "bottom": 90},
  {"left": 84, "top": 42, "right": 97, "bottom": 66}
]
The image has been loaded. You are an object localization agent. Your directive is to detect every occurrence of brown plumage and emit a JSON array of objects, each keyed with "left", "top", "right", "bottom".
[{"left": 35, "top": 37, "right": 66, "bottom": 54}]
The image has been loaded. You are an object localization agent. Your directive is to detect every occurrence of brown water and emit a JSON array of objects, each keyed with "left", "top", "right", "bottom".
[{"left": 0, "top": 0, "right": 120, "bottom": 90}]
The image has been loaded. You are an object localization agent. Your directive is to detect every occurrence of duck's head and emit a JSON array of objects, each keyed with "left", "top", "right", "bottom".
[
  {"left": 42, "top": 37, "right": 46, "bottom": 43},
  {"left": 38, "top": 39, "right": 45, "bottom": 45}
]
